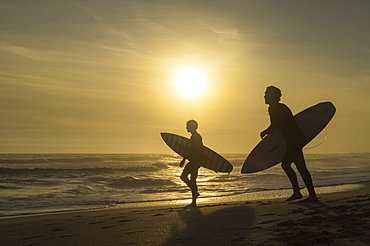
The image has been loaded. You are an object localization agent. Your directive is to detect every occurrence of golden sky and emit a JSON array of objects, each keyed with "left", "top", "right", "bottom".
[{"left": 1, "top": 1, "right": 369, "bottom": 154}]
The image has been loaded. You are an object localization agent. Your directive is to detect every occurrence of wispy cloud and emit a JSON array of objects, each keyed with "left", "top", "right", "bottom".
[
  {"left": 198, "top": 21, "right": 240, "bottom": 45},
  {"left": 0, "top": 43, "right": 42, "bottom": 60},
  {"left": 73, "top": 0, "right": 136, "bottom": 50}
]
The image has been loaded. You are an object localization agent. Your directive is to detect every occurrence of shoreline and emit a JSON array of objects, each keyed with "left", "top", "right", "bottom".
[
  {"left": 1, "top": 181, "right": 366, "bottom": 219},
  {"left": 1, "top": 181, "right": 369, "bottom": 245}
]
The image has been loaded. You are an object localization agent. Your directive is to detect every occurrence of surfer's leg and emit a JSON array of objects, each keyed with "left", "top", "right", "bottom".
[
  {"left": 295, "top": 151, "right": 318, "bottom": 202},
  {"left": 282, "top": 153, "right": 302, "bottom": 201},
  {"left": 181, "top": 162, "right": 199, "bottom": 207},
  {"left": 189, "top": 166, "right": 200, "bottom": 206},
  {"left": 180, "top": 163, "right": 193, "bottom": 189}
]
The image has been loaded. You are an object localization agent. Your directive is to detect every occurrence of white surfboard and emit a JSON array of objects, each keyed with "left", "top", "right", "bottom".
[
  {"left": 161, "top": 133, "right": 233, "bottom": 173},
  {"left": 241, "top": 102, "right": 336, "bottom": 173}
]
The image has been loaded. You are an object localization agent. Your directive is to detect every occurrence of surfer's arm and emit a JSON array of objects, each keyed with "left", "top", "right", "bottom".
[
  {"left": 260, "top": 125, "right": 276, "bottom": 138},
  {"left": 261, "top": 106, "right": 276, "bottom": 137},
  {"left": 180, "top": 140, "right": 200, "bottom": 165},
  {"left": 261, "top": 106, "right": 283, "bottom": 138}
]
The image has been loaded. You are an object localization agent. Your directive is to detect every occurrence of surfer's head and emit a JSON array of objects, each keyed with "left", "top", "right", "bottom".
[
  {"left": 265, "top": 86, "right": 281, "bottom": 104},
  {"left": 186, "top": 120, "right": 198, "bottom": 133}
]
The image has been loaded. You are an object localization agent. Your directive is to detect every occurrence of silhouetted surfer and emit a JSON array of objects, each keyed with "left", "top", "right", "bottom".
[
  {"left": 261, "top": 86, "right": 318, "bottom": 202},
  {"left": 180, "top": 120, "right": 203, "bottom": 207}
]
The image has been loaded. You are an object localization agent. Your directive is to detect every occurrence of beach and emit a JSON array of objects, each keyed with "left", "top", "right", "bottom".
[{"left": 1, "top": 181, "right": 369, "bottom": 246}]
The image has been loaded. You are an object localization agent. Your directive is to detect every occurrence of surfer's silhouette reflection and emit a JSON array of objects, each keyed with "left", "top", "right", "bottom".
[
  {"left": 180, "top": 120, "right": 203, "bottom": 208},
  {"left": 261, "top": 86, "right": 318, "bottom": 202}
]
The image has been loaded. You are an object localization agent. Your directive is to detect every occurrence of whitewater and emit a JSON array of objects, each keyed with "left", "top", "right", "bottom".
[{"left": 0, "top": 153, "right": 369, "bottom": 217}]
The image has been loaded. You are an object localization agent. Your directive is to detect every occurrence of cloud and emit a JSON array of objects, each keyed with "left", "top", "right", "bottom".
[
  {"left": 0, "top": 42, "right": 43, "bottom": 60},
  {"left": 73, "top": 0, "right": 136, "bottom": 50}
]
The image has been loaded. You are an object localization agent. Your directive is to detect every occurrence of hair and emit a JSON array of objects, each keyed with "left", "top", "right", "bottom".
[
  {"left": 266, "top": 86, "right": 282, "bottom": 101},
  {"left": 186, "top": 119, "right": 198, "bottom": 130}
]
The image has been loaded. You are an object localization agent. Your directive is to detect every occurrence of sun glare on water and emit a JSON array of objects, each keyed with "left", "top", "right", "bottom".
[{"left": 175, "top": 67, "right": 207, "bottom": 97}]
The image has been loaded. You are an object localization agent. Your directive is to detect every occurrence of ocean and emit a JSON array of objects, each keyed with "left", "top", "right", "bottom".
[{"left": 0, "top": 153, "right": 369, "bottom": 217}]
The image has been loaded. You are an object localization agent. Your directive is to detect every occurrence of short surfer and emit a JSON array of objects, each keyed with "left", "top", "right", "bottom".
[
  {"left": 180, "top": 120, "right": 203, "bottom": 207},
  {"left": 260, "top": 86, "right": 318, "bottom": 202}
]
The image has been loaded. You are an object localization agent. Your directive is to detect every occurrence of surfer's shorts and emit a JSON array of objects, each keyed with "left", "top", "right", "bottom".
[
  {"left": 186, "top": 160, "right": 201, "bottom": 170},
  {"left": 283, "top": 142, "right": 304, "bottom": 163}
]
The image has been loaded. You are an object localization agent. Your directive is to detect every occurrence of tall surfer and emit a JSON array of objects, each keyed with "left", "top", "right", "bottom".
[
  {"left": 180, "top": 120, "right": 203, "bottom": 207},
  {"left": 260, "top": 86, "right": 318, "bottom": 202}
]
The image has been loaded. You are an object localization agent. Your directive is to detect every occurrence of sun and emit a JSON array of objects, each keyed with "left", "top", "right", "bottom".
[{"left": 175, "top": 67, "right": 207, "bottom": 97}]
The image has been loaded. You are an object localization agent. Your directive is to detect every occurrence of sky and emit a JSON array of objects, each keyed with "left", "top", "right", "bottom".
[{"left": 1, "top": 0, "right": 369, "bottom": 154}]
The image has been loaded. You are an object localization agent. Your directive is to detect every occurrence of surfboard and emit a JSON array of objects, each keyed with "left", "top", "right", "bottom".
[
  {"left": 161, "top": 133, "right": 233, "bottom": 173},
  {"left": 241, "top": 101, "right": 336, "bottom": 173}
]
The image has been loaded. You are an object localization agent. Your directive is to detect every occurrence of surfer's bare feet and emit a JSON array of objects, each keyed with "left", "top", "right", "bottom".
[
  {"left": 184, "top": 203, "right": 197, "bottom": 208},
  {"left": 286, "top": 192, "right": 303, "bottom": 201},
  {"left": 300, "top": 196, "right": 318, "bottom": 203}
]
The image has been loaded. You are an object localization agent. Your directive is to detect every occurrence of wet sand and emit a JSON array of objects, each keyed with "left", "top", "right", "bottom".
[{"left": 1, "top": 182, "right": 370, "bottom": 246}]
